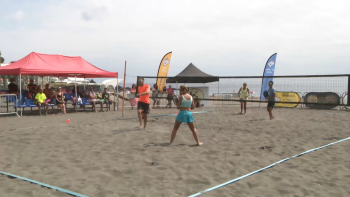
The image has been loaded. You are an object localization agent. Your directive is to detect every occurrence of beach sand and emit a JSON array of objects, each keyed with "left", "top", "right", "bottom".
[{"left": 0, "top": 106, "right": 349, "bottom": 197}]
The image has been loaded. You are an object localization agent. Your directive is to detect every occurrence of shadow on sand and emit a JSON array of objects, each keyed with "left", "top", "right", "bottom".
[{"left": 143, "top": 142, "right": 199, "bottom": 148}]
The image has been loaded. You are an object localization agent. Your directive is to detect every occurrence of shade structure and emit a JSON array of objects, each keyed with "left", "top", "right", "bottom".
[
  {"left": 166, "top": 63, "right": 219, "bottom": 83},
  {"left": 101, "top": 78, "right": 123, "bottom": 88},
  {"left": 0, "top": 52, "right": 118, "bottom": 78}
]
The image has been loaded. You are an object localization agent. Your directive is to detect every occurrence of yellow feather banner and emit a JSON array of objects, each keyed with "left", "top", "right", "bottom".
[{"left": 156, "top": 52, "right": 172, "bottom": 93}]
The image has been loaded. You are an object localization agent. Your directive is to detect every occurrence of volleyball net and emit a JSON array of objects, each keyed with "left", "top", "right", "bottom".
[{"left": 137, "top": 74, "right": 350, "bottom": 109}]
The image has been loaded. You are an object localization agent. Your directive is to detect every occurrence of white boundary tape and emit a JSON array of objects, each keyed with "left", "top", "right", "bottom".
[{"left": 189, "top": 136, "right": 350, "bottom": 197}]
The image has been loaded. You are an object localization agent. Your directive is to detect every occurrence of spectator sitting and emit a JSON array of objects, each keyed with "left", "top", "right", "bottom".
[
  {"left": 102, "top": 88, "right": 116, "bottom": 111},
  {"left": 35, "top": 88, "right": 49, "bottom": 116},
  {"left": 55, "top": 87, "right": 66, "bottom": 114},
  {"left": 88, "top": 86, "right": 103, "bottom": 112},
  {"left": 28, "top": 79, "right": 40, "bottom": 99},
  {"left": 43, "top": 83, "right": 54, "bottom": 100},
  {"left": 97, "top": 91, "right": 102, "bottom": 99},
  {"left": 8, "top": 78, "right": 18, "bottom": 94}
]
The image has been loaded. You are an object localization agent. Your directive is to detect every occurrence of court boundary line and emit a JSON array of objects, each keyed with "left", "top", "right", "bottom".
[
  {"left": 188, "top": 136, "right": 350, "bottom": 197},
  {"left": 115, "top": 110, "right": 212, "bottom": 121},
  {"left": 0, "top": 171, "right": 88, "bottom": 197}
]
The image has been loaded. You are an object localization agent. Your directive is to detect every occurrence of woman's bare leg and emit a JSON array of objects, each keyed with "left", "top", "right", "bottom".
[
  {"left": 267, "top": 108, "right": 274, "bottom": 120},
  {"left": 58, "top": 104, "right": 63, "bottom": 114},
  {"left": 62, "top": 104, "right": 66, "bottom": 114},
  {"left": 92, "top": 102, "right": 96, "bottom": 112},
  {"left": 38, "top": 104, "right": 42, "bottom": 115},
  {"left": 170, "top": 121, "right": 182, "bottom": 145},
  {"left": 138, "top": 110, "right": 143, "bottom": 128},
  {"left": 167, "top": 100, "right": 171, "bottom": 107},
  {"left": 143, "top": 113, "right": 148, "bottom": 129},
  {"left": 240, "top": 101, "right": 243, "bottom": 114},
  {"left": 244, "top": 101, "right": 247, "bottom": 115},
  {"left": 98, "top": 101, "right": 103, "bottom": 111},
  {"left": 187, "top": 122, "right": 203, "bottom": 146}
]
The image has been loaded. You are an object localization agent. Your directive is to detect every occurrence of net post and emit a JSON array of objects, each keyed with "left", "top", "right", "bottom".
[{"left": 348, "top": 75, "right": 350, "bottom": 107}]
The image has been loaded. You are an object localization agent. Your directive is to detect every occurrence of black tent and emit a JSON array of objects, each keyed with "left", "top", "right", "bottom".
[{"left": 166, "top": 63, "right": 219, "bottom": 83}]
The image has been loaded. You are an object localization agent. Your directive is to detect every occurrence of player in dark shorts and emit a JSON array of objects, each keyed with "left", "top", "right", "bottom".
[
  {"left": 137, "top": 78, "right": 151, "bottom": 129},
  {"left": 266, "top": 81, "right": 276, "bottom": 120}
]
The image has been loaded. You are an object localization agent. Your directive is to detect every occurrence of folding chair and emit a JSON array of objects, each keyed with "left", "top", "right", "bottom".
[{"left": 24, "top": 99, "right": 37, "bottom": 113}]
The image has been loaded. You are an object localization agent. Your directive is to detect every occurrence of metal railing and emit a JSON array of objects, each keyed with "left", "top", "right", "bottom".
[{"left": 0, "top": 94, "right": 19, "bottom": 117}]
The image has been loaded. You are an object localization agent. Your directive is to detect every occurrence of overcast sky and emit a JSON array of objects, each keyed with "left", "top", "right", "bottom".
[{"left": 1, "top": 0, "right": 350, "bottom": 83}]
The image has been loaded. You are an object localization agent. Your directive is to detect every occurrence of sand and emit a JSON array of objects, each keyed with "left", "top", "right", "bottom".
[{"left": 0, "top": 106, "right": 349, "bottom": 197}]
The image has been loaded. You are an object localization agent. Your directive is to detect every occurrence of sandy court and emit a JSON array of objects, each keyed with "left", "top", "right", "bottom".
[{"left": 0, "top": 106, "right": 349, "bottom": 196}]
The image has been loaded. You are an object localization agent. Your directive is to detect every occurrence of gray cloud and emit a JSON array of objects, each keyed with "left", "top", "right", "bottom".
[{"left": 81, "top": 6, "right": 108, "bottom": 21}]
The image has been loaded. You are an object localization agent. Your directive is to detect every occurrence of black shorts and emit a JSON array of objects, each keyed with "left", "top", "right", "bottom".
[
  {"left": 267, "top": 101, "right": 275, "bottom": 108},
  {"left": 138, "top": 102, "right": 150, "bottom": 114}
]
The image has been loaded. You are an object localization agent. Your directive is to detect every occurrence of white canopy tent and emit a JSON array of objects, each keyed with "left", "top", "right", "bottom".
[{"left": 102, "top": 78, "right": 123, "bottom": 89}]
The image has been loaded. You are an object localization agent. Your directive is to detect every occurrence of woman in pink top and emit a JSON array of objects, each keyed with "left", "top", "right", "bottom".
[
  {"left": 166, "top": 85, "right": 174, "bottom": 108},
  {"left": 129, "top": 84, "right": 138, "bottom": 109}
]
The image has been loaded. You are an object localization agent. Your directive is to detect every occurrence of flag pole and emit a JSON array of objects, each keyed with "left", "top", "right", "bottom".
[{"left": 122, "top": 61, "right": 126, "bottom": 116}]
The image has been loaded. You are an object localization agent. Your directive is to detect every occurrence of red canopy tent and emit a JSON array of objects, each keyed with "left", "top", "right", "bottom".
[
  {"left": 0, "top": 52, "right": 118, "bottom": 77},
  {"left": 0, "top": 52, "right": 118, "bottom": 116}
]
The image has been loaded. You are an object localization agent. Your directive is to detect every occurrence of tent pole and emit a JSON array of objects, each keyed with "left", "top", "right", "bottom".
[
  {"left": 20, "top": 74, "right": 22, "bottom": 117},
  {"left": 84, "top": 77, "right": 86, "bottom": 90},
  {"left": 75, "top": 75, "right": 77, "bottom": 112}
]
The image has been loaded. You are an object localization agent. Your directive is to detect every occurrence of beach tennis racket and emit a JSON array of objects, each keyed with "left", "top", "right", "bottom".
[
  {"left": 263, "top": 91, "right": 269, "bottom": 98},
  {"left": 173, "top": 95, "right": 179, "bottom": 105}
]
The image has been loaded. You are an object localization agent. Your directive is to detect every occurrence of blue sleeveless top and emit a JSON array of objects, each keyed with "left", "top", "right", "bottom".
[{"left": 181, "top": 95, "right": 192, "bottom": 107}]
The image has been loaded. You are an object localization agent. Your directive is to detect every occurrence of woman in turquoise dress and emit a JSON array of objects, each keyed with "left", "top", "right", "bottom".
[{"left": 169, "top": 85, "right": 203, "bottom": 146}]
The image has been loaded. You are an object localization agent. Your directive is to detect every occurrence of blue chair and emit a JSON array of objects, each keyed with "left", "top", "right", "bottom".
[
  {"left": 64, "top": 93, "right": 73, "bottom": 110},
  {"left": 82, "top": 98, "right": 93, "bottom": 111},
  {"left": 15, "top": 100, "right": 27, "bottom": 111},
  {"left": 64, "top": 93, "right": 73, "bottom": 101},
  {"left": 24, "top": 99, "right": 37, "bottom": 113}
]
